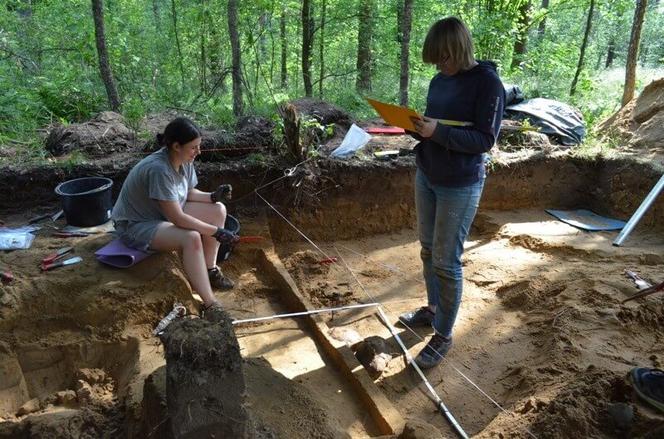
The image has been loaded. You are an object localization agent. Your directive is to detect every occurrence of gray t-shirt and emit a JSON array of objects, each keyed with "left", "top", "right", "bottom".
[{"left": 112, "top": 148, "right": 198, "bottom": 222}]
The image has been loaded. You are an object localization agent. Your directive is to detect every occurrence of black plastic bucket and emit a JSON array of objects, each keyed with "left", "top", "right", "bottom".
[
  {"left": 55, "top": 177, "right": 114, "bottom": 227},
  {"left": 217, "top": 214, "right": 241, "bottom": 263}
]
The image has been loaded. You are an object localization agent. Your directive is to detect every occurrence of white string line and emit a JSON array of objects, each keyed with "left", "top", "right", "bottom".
[
  {"left": 333, "top": 243, "right": 425, "bottom": 285},
  {"left": 254, "top": 191, "right": 336, "bottom": 262},
  {"left": 334, "top": 247, "right": 468, "bottom": 439},
  {"left": 332, "top": 246, "right": 540, "bottom": 439},
  {"left": 231, "top": 302, "right": 380, "bottom": 325}
]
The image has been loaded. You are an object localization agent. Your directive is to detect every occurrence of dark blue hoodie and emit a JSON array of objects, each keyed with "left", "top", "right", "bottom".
[{"left": 415, "top": 60, "right": 505, "bottom": 187}]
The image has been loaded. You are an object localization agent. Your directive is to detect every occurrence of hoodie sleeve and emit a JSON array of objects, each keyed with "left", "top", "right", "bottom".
[{"left": 429, "top": 73, "right": 505, "bottom": 154}]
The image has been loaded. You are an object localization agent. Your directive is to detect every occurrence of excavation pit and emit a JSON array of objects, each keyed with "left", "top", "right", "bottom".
[{"left": 0, "top": 152, "right": 663, "bottom": 438}]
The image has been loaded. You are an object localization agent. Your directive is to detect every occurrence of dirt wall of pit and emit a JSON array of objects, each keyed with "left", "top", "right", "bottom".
[
  {"left": 266, "top": 155, "right": 664, "bottom": 241},
  {"left": 1, "top": 154, "right": 662, "bottom": 241}
]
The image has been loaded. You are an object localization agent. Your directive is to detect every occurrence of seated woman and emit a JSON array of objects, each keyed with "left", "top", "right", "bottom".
[{"left": 112, "top": 117, "right": 238, "bottom": 311}]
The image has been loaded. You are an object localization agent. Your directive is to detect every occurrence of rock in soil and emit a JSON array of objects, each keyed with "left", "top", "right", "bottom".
[
  {"left": 353, "top": 336, "right": 393, "bottom": 376},
  {"left": 16, "top": 398, "right": 40, "bottom": 417}
]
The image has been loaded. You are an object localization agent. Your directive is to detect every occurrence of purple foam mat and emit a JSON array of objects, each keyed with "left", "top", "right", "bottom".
[{"left": 95, "top": 239, "right": 151, "bottom": 268}]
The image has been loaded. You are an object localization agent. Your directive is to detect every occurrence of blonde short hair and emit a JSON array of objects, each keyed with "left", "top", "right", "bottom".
[{"left": 422, "top": 17, "right": 475, "bottom": 71}]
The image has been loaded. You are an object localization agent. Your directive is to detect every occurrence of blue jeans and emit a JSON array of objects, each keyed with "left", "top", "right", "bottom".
[{"left": 415, "top": 169, "right": 484, "bottom": 338}]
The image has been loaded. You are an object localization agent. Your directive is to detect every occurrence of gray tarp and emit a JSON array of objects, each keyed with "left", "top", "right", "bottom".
[{"left": 505, "top": 97, "right": 586, "bottom": 146}]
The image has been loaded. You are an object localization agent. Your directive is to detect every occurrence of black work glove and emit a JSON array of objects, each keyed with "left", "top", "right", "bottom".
[
  {"left": 211, "top": 184, "right": 233, "bottom": 203},
  {"left": 212, "top": 227, "right": 240, "bottom": 245}
]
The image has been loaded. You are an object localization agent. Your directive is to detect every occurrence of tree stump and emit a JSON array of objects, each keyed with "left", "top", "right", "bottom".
[{"left": 160, "top": 308, "right": 254, "bottom": 439}]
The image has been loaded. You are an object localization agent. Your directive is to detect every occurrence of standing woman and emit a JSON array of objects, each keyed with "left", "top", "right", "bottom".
[
  {"left": 112, "top": 117, "right": 238, "bottom": 311},
  {"left": 399, "top": 17, "right": 505, "bottom": 368}
]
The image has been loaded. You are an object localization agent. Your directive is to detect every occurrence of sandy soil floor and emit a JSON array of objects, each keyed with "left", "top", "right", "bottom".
[{"left": 276, "top": 209, "right": 664, "bottom": 438}]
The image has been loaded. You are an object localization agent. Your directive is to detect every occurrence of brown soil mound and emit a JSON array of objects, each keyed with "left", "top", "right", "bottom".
[
  {"left": 142, "top": 112, "right": 276, "bottom": 159},
  {"left": 245, "top": 357, "right": 350, "bottom": 439},
  {"left": 141, "top": 358, "right": 350, "bottom": 439},
  {"left": 599, "top": 77, "right": 664, "bottom": 151},
  {"left": 289, "top": 98, "right": 353, "bottom": 127},
  {"left": 478, "top": 368, "right": 663, "bottom": 438},
  {"left": 45, "top": 112, "right": 136, "bottom": 157}
]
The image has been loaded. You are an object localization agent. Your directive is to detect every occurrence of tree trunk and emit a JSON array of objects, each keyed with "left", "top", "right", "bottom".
[
  {"left": 91, "top": 0, "right": 120, "bottom": 111},
  {"left": 228, "top": 0, "right": 243, "bottom": 115},
  {"left": 538, "top": 0, "right": 549, "bottom": 36},
  {"left": 258, "top": 13, "right": 268, "bottom": 58},
  {"left": 570, "top": 0, "right": 596, "bottom": 96},
  {"left": 280, "top": 6, "right": 287, "bottom": 88},
  {"left": 207, "top": 8, "right": 223, "bottom": 88},
  {"left": 318, "top": 0, "right": 326, "bottom": 98},
  {"left": 622, "top": 0, "right": 648, "bottom": 106},
  {"left": 200, "top": 0, "right": 207, "bottom": 94},
  {"left": 152, "top": 0, "right": 160, "bottom": 32},
  {"left": 356, "top": 0, "right": 374, "bottom": 92},
  {"left": 511, "top": 0, "right": 531, "bottom": 69},
  {"left": 605, "top": 39, "right": 616, "bottom": 68},
  {"left": 170, "top": 0, "right": 185, "bottom": 88},
  {"left": 399, "top": 0, "right": 413, "bottom": 106},
  {"left": 301, "top": 0, "right": 313, "bottom": 97}
]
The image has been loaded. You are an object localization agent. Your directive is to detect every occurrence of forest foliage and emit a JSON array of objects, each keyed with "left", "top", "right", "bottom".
[{"left": 0, "top": 0, "right": 662, "bottom": 161}]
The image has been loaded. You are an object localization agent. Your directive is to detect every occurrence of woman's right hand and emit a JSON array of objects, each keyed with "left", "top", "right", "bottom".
[{"left": 212, "top": 227, "right": 240, "bottom": 244}]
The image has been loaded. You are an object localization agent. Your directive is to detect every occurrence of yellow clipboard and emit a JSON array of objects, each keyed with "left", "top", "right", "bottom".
[
  {"left": 366, "top": 98, "right": 474, "bottom": 130},
  {"left": 366, "top": 98, "right": 420, "bottom": 131}
]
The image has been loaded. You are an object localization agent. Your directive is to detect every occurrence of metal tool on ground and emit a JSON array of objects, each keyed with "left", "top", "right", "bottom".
[
  {"left": 153, "top": 302, "right": 187, "bottom": 335},
  {"left": 28, "top": 213, "right": 53, "bottom": 225},
  {"left": 613, "top": 174, "right": 664, "bottom": 247},
  {"left": 373, "top": 150, "right": 400, "bottom": 160},
  {"left": 41, "top": 246, "right": 73, "bottom": 270},
  {"left": 28, "top": 209, "right": 64, "bottom": 225},
  {"left": 625, "top": 270, "right": 652, "bottom": 290},
  {"left": 1, "top": 270, "right": 13, "bottom": 284},
  {"left": 41, "top": 256, "right": 82, "bottom": 272},
  {"left": 52, "top": 231, "right": 90, "bottom": 238},
  {"left": 623, "top": 280, "right": 664, "bottom": 303}
]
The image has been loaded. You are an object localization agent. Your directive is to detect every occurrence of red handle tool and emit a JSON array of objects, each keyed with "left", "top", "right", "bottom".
[
  {"left": 1, "top": 271, "right": 13, "bottom": 284},
  {"left": 41, "top": 247, "right": 73, "bottom": 270}
]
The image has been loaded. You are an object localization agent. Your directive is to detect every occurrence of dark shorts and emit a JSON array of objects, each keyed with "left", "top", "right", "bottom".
[{"left": 113, "top": 220, "right": 165, "bottom": 252}]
